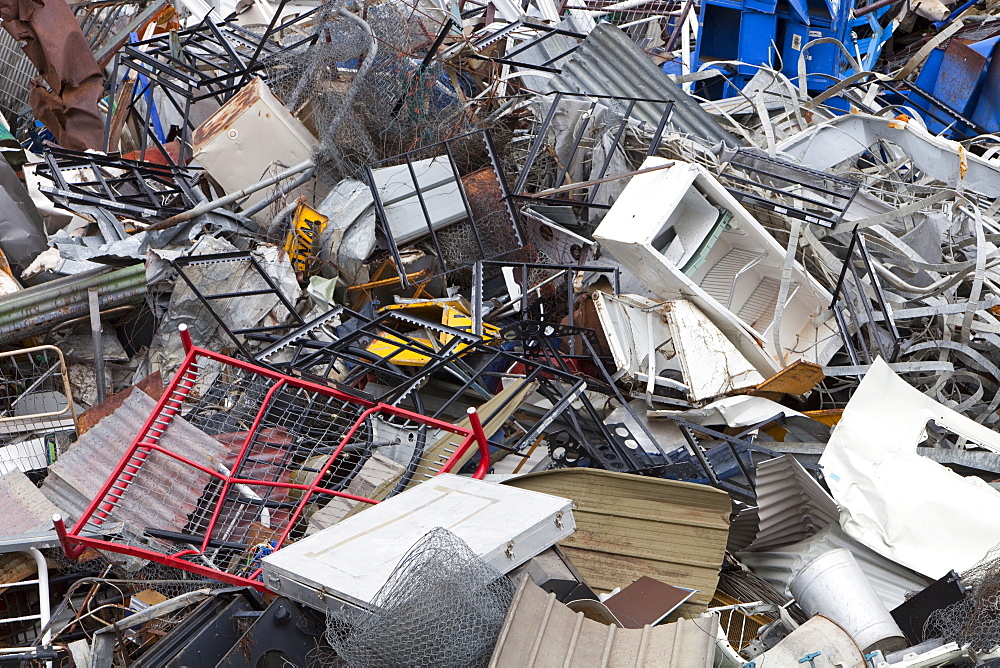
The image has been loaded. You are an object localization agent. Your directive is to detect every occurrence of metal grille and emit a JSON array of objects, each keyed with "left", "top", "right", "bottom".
[
  {"left": 56, "top": 332, "right": 489, "bottom": 589},
  {"left": 0, "top": 30, "right": 35, "bottom": 123},
  {"left": 368, "top": 129, "right": 525, "bottom": 287},
  {"left": 35, "top": 147, "right": 200, "bottom": 221},
  {"left": 0, "top": 346, "right": 77, "bottom": 476}
]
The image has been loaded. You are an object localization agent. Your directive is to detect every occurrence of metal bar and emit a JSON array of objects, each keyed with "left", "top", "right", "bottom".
[{"left": 88, "top": 288, "right": 107, "bottom": 404}]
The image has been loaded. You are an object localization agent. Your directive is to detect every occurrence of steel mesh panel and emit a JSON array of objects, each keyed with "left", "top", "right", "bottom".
[
  {"left": 0, "top": 346, "right": 77, "bottom": 475},
  {"left": 0, "top": 29, "right": 34, "bottom": 122},
  {"left": 326, "top": 527, "right": 515, "bottom": 667}
]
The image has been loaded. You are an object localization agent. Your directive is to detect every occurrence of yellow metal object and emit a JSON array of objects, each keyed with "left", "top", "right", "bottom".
[
  {"left": 365, "top": 332, "right": 436, "bottom": 366},
  {"left": 284, "top": 203, "right": 328, "bottom": 273},
  {"left": 365, "top": 300, "right": 500, "bottom": 366}
]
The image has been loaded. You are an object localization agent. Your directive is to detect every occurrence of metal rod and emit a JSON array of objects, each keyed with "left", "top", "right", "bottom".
[
  {"left": 88, "top": 287, "right": 107, "bottom": 404},
  {"left": 145, "top": 159, "right": 315, "bottom": 231}
]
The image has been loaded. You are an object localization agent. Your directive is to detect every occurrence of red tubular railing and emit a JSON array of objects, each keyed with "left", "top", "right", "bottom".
[{"left": 54, "top": 328, "right": 493, "bottom": 590}]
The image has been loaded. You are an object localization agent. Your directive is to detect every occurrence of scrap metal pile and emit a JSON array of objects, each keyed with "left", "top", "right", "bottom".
[{"left": 3, "top": 0, "right": 1000, "bottom": 664}]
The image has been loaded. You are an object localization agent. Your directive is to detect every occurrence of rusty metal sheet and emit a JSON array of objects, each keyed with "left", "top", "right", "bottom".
[
  {"left": 42, "top": 390, "right": 226, "bottom": 540},
  {"left": 0, "top": 469, "right": 62, "bottom": 535},
  {"left": 747, "top": 360, "right": 826, "bottom": 401},
  {"left": 0, "top": 0, "right": 104, "bottom": 150},
  {"left": 76, "top": 371, "right": 164, "bottom": 436}
]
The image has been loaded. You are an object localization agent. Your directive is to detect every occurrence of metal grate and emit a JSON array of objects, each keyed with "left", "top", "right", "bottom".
[
  {"left": 0, "top": 30, "right": 35, "bottom": 123},
  {"left": 0, "top": 346, "right": 78, "bottom": 476},
  {"left": 55, "top": 328, "right": 490, "bottom": 590},
  {"left": 718, "top": 149, "right": 861, "bottom": 230},
  {"left": 367, "top": 129, "right": 525, "bottom": 287},
  {"left": 34, "top": 147, "right": 200, "bottom": 221}
]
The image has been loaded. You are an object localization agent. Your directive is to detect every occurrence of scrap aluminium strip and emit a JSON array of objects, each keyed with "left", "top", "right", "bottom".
[{"left": 54, "top": 327, "right": 491, "bottom": 591}]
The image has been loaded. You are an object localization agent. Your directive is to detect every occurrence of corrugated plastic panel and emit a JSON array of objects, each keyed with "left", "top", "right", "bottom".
[
  {"left": 748, "top": 455, "right": 839, "bottom": 551},
  {"left": 490, "top": 573, "right": 718, "bottom": 668},
  {"left": 504, "top": 468, "right": 730, "bottom": 617},
  {"left": 738, "top": 524, "right": 933, "bottom": 609}
]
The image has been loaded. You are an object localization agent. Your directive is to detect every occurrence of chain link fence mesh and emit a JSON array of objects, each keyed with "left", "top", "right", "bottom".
[{"left": 325, "top": 527, "right": 515, "bottom": 667}]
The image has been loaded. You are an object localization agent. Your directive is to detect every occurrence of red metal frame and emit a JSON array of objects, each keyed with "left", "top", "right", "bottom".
[{"left": 54, "top": 326, "right": 492, "bottom": 591}]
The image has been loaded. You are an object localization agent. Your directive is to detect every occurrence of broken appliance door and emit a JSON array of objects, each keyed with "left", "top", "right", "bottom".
[
  {"left": 594, "top": 158, "right": 839, "bottom": 376},
  {"left": 591, "top": 292, "right": 764, "bottom": 405}
]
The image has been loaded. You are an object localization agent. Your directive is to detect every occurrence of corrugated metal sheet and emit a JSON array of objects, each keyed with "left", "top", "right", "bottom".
[
  {"left": 0, "top": 470, "right": 63, "bottom": 535},
  {"left": 544, "top": 24, "right": 738, "bottom": 146},
  {"left": 490, "top": 573, "right": 718, "bottom": 667},
  {"left": 726, "top": 503, "right": 759, "bottom": 553},
  {"left": 747, "top": 455, "right": 839, "bottom": 551},
  {"left": 503, "top": 468, "right": 730, "bottom": 616},
  {"left": 738, "top": 524, "right": 933, "bottom": 609},
  {"left": 42, "top": 391, "right": 226, "bottom": 543}
]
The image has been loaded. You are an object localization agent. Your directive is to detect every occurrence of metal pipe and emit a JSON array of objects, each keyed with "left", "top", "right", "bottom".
[
  {"left": 28, "top": 548, "right": 50, "bottom": 648},
  {"left": 0, "top": 265, "right": 147, "bottom": 344},
  {"left": 145, "top": 159, "right": 315, "bottom": 232},
  {"left": 242, "top": 168, "right": 315, "bottom": 219},
  {"left": 88, "top": 288, "right": 107, "bottom": 404},
  {"left": 852, "top": 0, "right": 899, "bottom": 17}
]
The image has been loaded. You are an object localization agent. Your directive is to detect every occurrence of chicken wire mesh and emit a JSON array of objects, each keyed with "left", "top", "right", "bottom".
[
  {"left": 58, "top": 341, "right": 485, "bottom": 588},
  {"left": 0, "top": 346, "right": 78, "bottom": 478},
  {"left": 325, "top": 527, "right": 515, "bottom": 668},
  {"left": 263, "top": 2, "right": 469, "bottom": 188},
  {"left": 924, "top": 542, "right": 1000, "bottom": 651}
]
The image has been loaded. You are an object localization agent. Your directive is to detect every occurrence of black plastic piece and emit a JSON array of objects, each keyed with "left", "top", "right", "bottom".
[{"left": 890, "top": 569, "right": 966, "bottom": 645}]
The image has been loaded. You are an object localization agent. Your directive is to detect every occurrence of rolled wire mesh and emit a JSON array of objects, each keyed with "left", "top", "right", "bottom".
[
  {"left": 264, "top": 2, "right": 469, "bottom": 188},
  {"left": 325, "top": 527, "right": 515, "bottom": 668}
]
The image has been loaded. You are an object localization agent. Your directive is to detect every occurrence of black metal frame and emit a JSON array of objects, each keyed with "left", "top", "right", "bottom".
[
  {"left": 499, "top": 320, "right": 685, "bottom": 472},
  {"left": 253, "top": 306, "right": 484, "bottom": 400},
  {"left": 472, "top": 261, "right": 620, "bottom": 335},
  {"left": 512, "top": 91, "right": 675, "bottom": 210},
  {"left": 831, "top": 226, "right": 901, "bottom": 366},
  {"left": 35, "top": 147, "right": 200, "bottom": 221},
  {"left": 105, "top": 2, "right": 322, "bottom": 158},
  {"left": 659, "top": 414, "right": 824, "bottom": 503},
  {"left": 366, "top": 128, "right": 526, "bottom": 288},
  {"left": 458, "top": 20, "right": 585, "bottom": 75},
  {"left": 719, "top": 149, "right": 861, "bottom": 229},
  {"left": 171, "top": 251, "right": 307, "bottom": 360}
]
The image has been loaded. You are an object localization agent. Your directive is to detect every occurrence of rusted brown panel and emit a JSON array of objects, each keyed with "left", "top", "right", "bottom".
[
  {"left": 76, "top": 371, "right": 164, "bottom": 435},
  {"left": 192, "top": 77, "right": 264, "bottom": 148},
  {"left": 0, "top": 0, "right": 104, "bottom": 150}
]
